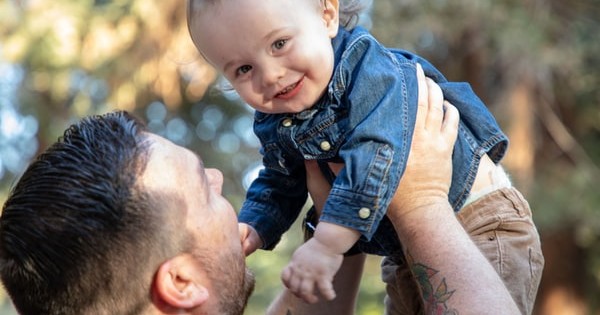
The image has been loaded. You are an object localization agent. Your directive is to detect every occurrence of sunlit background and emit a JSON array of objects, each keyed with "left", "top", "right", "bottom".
[{"left": 1, "top": 0, "right": 599, "bottom": 314}]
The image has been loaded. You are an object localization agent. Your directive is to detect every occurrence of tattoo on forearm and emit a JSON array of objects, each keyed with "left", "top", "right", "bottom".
[{"left": 407, "top": 253, "right": 458, "bottom": 315}]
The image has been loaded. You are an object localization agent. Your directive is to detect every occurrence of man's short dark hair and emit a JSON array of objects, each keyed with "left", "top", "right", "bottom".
[{"left": 0, "top": 111, "right": 173, "bottom": 314}]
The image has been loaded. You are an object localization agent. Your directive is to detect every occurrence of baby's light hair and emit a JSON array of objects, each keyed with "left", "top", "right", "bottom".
[
  {"left": 186, "top": 0, "right": 373, "bottom": 93},
  {"left": 339, "top": 0, "right": 372, "bottom": 29},
  {"left": 188, "top": 0, "right": 372, "bottom": 31}
]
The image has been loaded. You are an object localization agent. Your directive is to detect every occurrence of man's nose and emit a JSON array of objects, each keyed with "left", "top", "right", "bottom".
[{"left": 206, "top": 168, "right": 224, "bottom": 192}]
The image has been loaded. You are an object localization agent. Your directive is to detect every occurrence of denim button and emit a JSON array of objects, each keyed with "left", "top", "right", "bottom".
[
  {"left": 282, "top": 118, "right": 293, "bottom": 127},
  {"left": 320, "top": 141, "right": 331, "bottom": 151},
  {"left": 358, "top": 207, "right": 371, "bottom": 219}
]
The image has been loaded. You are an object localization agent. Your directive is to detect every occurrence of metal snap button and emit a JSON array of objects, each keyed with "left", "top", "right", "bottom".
[
  {"left": 320, "top": 140, "right": 331, "bottom": 151},
  {"left": 282, "top": 118, "right": 293, "bottom": 127},
  {"left": 358, "top": 207, "right": 371, "bottom": 219}
]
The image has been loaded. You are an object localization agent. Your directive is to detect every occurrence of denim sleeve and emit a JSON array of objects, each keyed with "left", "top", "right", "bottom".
[
  {"left": 319, "top": 37, "right": 419, "bottom": 241},
  {"left": 238, "top": 146, "right": 308, "bottom": 250}
]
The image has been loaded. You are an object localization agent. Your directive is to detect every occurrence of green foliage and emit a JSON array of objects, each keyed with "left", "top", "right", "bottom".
[{"left": 1, "top": 0, "right": 599, "bottom": 313}]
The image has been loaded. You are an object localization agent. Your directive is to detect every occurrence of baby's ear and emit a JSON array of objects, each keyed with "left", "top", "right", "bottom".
[
  {"left": 322, "top": 0, "right": 340, "bottom": 37},
  {"left": 152, "top": 255, "right": 209, "bottom": 310}
]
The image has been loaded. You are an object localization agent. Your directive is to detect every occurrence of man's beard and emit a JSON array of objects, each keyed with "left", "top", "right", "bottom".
[
  {"left": 217, "top": 266, "right": 255, "bottom": 315},
  {"left": 206, "top": 248, "right": 255, "bottom": 315}
]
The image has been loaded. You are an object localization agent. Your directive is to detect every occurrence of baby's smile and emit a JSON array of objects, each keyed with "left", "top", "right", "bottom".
[{"left": 275, "top": 77, "right": 305, "bottom": 99}]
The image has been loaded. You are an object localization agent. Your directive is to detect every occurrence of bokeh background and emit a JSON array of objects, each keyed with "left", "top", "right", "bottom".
[{"left": 1, "top": 0, "right": 599, "bottom": 314}]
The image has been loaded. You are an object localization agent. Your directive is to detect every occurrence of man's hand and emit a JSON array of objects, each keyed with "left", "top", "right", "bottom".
[{"left": 387, "top": 63, "right": 459, "bottom": 222}]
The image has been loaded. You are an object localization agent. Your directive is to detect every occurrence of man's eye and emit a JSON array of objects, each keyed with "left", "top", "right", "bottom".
[
  {"left": 237, "top": 65, "right": 252, "bottom": 75},
  {"left": 273, "top": 39, "right": 287, "bottom": 50}
]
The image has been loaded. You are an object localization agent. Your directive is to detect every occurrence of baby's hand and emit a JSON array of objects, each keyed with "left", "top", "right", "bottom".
[
  {"left": 238, "top": 223, "right": 262, "bottom": 256},
  {"left": 281, "top": 238, "right": 343, "bottom": 303}
]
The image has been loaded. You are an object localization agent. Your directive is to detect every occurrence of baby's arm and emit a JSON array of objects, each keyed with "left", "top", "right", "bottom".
[{"left": 281, "top": 221, "right": 360, "bottom": 304}]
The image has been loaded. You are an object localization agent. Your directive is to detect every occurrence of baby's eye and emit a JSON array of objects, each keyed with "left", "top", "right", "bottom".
[
  {"left": 236, "top": 65, "right": 252, "bottom": 76},
  {"left": 272, "top": 39, "right": 288, "bottom": 50}
]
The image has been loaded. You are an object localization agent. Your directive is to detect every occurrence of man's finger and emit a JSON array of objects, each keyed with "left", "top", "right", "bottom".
[
  {"left": 415, "top": 63, "right": 428, "bottom": 129},
  {"left": 441, "top": 101, "right": 459, "bottom": 144},
  {"left": 424, "top": 77, "right": 444, "bottom": 130}
]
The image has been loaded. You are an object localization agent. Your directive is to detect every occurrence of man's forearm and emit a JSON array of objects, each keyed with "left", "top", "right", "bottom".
[{"left": 392, "top": 200, "right": 519, "bottom": 315}]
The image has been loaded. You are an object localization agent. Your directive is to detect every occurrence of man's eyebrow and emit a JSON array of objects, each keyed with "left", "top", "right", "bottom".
[
  {"left": 193, "top": 152, "right": 204, "bottom": 172},
  {"left": 193, "top": 152, "right": 208, "bottom": 184}
]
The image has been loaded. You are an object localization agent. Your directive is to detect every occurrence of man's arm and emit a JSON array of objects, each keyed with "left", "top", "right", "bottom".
[
  {"left": 386, "top": 65, "right": 519, "bottom": 314},
  {"left": 266, "top": 64, "right": 519, "bottom": 314}
]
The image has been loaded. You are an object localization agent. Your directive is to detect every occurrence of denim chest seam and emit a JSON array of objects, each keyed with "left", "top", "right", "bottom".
[{"left": 295, "top": 113, "right": 339, "bottom": 145}]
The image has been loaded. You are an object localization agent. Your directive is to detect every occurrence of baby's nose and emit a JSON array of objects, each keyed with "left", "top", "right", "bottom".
[{"left": 260, "top": 64, "right": 285, "bottom": 87}]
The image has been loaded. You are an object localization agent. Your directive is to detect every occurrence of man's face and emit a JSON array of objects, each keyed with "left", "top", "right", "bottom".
[{"left": 141, "top": 133, "right": 254, "bottom": 313}]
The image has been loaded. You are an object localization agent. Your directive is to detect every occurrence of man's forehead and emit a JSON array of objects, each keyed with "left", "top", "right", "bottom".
[
  {"left": 140, "top": 133, "right": 205, "bottom": 187},
  {"left": 145, "top": 133, "right": 197, "bottom": 159}
]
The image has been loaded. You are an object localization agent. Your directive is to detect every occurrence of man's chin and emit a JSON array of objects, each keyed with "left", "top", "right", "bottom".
[
  {"left": 217, "top": 266, "right": 255, "bottom": 315},
  {"left": 240, "top": 268, "right": 256, "bottom": 309}
]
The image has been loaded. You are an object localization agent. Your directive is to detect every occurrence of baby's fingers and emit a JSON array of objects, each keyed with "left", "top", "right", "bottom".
[
  {"left": 282, "top": 268, "right": 319, "bottom": 304},
  {"left": 281, "top": 266, "right": 295, "bottom": 289},
  {"left": 298, "top": 279, "right": 318, "bottom": 304},
  {"left": 317, "top": 278, "right": 336, "bottom": 301}
]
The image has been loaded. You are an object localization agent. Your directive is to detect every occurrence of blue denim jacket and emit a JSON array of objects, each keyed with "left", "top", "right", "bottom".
[{"left": 238, "top": 26, "right": 508, "bottom": 256}]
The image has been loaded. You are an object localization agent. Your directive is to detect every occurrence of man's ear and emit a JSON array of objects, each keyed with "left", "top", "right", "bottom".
[
  {"left": 322, "top": 0, "right": 340, "bottom": 38},
  {"left": 152, "top": 255, "right": 209, "bottom": 310}
]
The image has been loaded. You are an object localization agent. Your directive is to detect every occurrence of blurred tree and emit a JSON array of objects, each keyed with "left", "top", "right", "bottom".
[
  {"left": 0, "top": 0, "right": 264, "bottom": 312},
  {"left": 0, "top": 0, "right": 599, "bottom": 314},
  {"left": 0, "top": 0, "right": 219, "bottom": 156},
  {"left": 372, "top": 0, "right": 600, "bottom": 313}
]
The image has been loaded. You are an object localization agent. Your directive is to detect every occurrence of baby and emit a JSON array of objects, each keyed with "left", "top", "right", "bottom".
[{"left": 187, "top": 0, "right": 543, "bottom": 310}]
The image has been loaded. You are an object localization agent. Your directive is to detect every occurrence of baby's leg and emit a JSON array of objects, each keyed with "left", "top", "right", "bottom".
[
  {"left": 457, "top": 187, "right": 544, "bottom": 314},
  {"left": 456, "top": 154, "right": 544, "bottom": 314},
  {"left": 464, "top": 153, "right": 513, "bottom": 206}
]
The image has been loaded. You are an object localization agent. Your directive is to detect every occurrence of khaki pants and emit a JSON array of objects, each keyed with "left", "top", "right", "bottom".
[{"left": 381, "top": 187, "right": 545, "bottom": 315}]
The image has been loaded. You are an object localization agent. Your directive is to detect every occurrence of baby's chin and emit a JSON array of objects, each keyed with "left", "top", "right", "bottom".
[{"left": 269, "top": 101, "right": 317, "bottom": 115}]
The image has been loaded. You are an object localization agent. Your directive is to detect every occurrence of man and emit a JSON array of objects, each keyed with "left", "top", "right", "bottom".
[
  {"left": 0, "top": 71, "right": 517, "bottom": 314},
  {"left": 0, "top": 112, "right": 254, "bottom": 314}
]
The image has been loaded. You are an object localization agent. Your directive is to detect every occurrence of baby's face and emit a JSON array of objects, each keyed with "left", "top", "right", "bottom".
[{"left": 189, "top": 0, "right": 340, "bottom": 114}]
